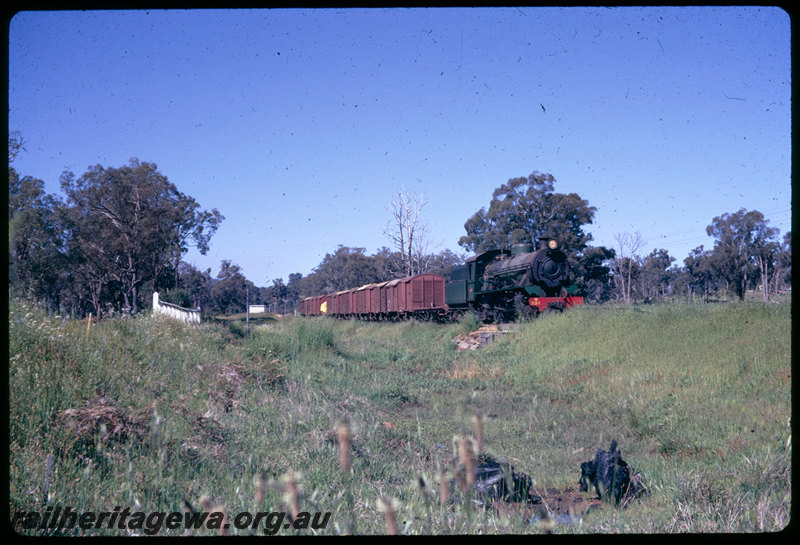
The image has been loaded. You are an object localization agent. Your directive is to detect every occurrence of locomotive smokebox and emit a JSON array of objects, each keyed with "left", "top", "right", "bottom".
[{"left": 530, "top": 248, "right": 569, "bottom": 289}]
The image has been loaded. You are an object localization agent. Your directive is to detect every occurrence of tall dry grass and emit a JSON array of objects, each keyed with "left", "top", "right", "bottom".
[{"left": 9, "top": 297, "right": 791, "bottom": 534}]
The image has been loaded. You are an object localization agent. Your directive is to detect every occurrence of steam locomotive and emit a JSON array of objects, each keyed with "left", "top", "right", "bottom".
[
  {"left": 446, "top": 238, "right": 583, "bottom": 322},
  {"left": 298, "top": 238, "right": 583, "bottom": 323}
]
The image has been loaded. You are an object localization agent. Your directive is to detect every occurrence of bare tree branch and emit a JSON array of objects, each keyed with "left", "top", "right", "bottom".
[
  {"left": 613, "top": 232, "right": 645, "bottom": 305},
  {"left": 385, "top": 189, "right": 427, "bottom": 276}
]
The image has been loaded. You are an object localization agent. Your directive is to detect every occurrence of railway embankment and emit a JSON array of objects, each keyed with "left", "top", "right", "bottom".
[{"left": 9, "top": 299, "right": 791, "bottom": 534}]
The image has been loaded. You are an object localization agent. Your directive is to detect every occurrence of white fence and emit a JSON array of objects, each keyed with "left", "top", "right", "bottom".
[{"left": 152, "top": 292, "right": 201, "bottom": 325}]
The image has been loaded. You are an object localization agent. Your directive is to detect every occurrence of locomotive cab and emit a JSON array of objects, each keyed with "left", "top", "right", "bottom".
[{"left": 445, "top": 249, "right": 509, "bottom": 309}]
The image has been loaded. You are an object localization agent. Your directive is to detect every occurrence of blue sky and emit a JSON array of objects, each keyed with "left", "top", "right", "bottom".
[{"left": 9, "top": 7, "right": 791, "bottom": 285}]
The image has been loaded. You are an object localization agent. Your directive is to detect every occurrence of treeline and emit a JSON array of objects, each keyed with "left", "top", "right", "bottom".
[
  {"left": 164, "top": 174, "right": 791, "bottom": 314},
  {"left": 613, "top": 218, "right": 792, "bottom": 306},
  {"left": 145, "top": 247, "right": 468, "bottom": 317},
  {"left": 9, "top": 158, "right": 223, "bottom": 318},
  {"left": 7, "top": 134, "right": 468, "bottom": 317},
  {"left": 455, "top": 172, "right": 791, "bottom": 306},
  {"left": 8, "top": 134, "right": 791, "bottom": 317}
]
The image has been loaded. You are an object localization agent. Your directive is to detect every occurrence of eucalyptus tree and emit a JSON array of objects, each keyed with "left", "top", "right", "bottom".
[
  {"left": 459, "top": 171, "right": 610, "bottom": 300},
  {"left": 8, "top": 130, "right": 25, "bottom": 164},
  {"left": 459, "top": 172, "right": 597, "bottom": 255},
  {"left": 176, "top": 261, "right": 214, "bottom": 310},
  {"left": 261, "top": 276, "right": 303, "bottom": 315},
  {"left": 772, "top": 232, "right": 792, "bottom": 294},
  {"left": 574, "top": 245, "right": 616, "bottom": 302},
  {"left": 706, "top": 208, "right": 780, "bottom": 301},
  {"left": 208, "top": 260, "right": 254, "bottom": 315},
  {"left": 60, "top": 158, "right": 223, "bottom": 314},
  {"left": 682, "top": 246, "right": 715, "bottom": 303},
  {"left": 8, "top": 168, "right": 68, "bottom": 306},
  {"left": 638, "top": 249, "right": 676, "bottom": 300},
  {"left": 308, "top": 246, "right": 383, "bottom": 293}
]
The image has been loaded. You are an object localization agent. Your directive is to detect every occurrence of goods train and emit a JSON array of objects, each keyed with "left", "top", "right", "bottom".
[{"left": 298, "top": 238, "right": 583, "bottom": 323}]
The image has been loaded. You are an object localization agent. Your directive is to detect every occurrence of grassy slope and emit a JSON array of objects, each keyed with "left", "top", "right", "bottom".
[{"left": 8, "top": 299, "right": 791, "bottom": 534}]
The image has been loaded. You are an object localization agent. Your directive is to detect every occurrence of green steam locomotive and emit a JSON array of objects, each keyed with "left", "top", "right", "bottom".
[{"left": 444, "top": 238, "right": 583, "bottom": 323}]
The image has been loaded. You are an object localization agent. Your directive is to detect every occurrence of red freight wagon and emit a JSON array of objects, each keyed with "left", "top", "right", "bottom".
[
  {"left": 355, "top": 284, "right": 372, "bottom": 316},
  {"left": 381, "top": 274, "right": 446, "bottom": 319},
  {"left": 397, "top": 274, "right": 445, "bottom": 318},
  {"left": 338, "top": 290, "right": 350, "bottom": 316},
  {"left": 342, "top": 289, "right": 354, "bottom": 316},
  {"left": 314, "top": 295, "right": 329, "bottom": 315},
  {"left": 327, "top": 291, "right": 342, "bottom": 316},
  {"left": 368, "top": 281, "right": 388, "bottom": 317},
  {"left": 406, "top": 274, "right": 445, "bottom": 311},
  {"left": 298, "top": 274, "right": 447, "bottom": 321},
  {"left": 384, "top": 278, "right": 403, "bottom": 315},
  {"left": 381, "top": 280, "right": 392, "bottom": 313}
]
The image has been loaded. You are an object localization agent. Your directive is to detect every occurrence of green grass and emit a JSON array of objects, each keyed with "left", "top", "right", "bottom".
[{"left": 8, "top": 298, "right": 791, "bottom": 534}]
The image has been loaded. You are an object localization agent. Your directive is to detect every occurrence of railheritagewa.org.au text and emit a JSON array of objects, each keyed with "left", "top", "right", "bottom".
[{"left": 12, "top": 505, "right": 331, "bottom": 535}]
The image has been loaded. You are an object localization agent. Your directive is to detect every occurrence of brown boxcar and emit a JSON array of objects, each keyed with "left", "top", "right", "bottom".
[
  {"left": 396, "top": 273, "right": 445, "bottom": 318},
  {"left": 368, "top": 281, "right": 388, "bottom": 317},
  {"left": 299, "top": 274, "right": 447, "bottom": 320},
  {"left": 406, "top": 274, "right": 445, "bottom": 311},
  {"left": 355, "top": 284, "right": 372, "bottom": 316},
  {"left": 341, "top": 289, "right": 355, "bottom": 316},
  {"left": 384, "top": 278, "right": 403, "bottom": 315},
  {"left": 314, "top": 295, "right": 328, "bottom": 315},
  {"left": 328, "top": 291, "right": 341, "bottom": 316}
]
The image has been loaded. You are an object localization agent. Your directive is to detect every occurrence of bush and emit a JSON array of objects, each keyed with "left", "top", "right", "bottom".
[
  {"left": 159, "top": 288, "right": 194, "bottom": 308},
  {"left": 457, "top": 311, "right": 481, "bottom": 334},
  {"left": 227, "top": 319, "right": 248, "bottom": 337}
]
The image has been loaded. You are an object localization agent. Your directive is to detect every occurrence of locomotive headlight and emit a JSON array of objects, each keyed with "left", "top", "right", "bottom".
[{"left": 548, "top": 239, "right": 558, "bottom": 250}]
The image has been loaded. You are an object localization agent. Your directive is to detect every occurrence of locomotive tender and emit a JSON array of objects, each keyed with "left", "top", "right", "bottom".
[{"left": 298, "top": 238, "right": 583, "bottom": 323}]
